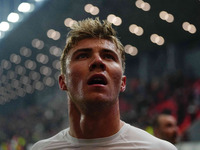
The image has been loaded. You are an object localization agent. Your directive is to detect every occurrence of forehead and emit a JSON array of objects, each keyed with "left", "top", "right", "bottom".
[
  {"left": 159, "top": 115, "right": 176, "bottom": 125},
  {"left": 68, "top": 38, "right": 118, "bottom": 55}
]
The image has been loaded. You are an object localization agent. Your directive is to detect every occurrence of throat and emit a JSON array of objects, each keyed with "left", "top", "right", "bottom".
[
  {"left": 68, "top": 99, "right": 122, "bottom": 139},
  {"left": 77, "top": 114, "right": 122, "bottom": 139}
]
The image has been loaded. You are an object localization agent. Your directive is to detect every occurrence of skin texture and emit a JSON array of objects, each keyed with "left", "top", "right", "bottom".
[
  {"left": 154, "top": 114, "right": 178, "bottom": 144},
  {"left": 59, "top": 38, "right": 126, "bottom": 139}
]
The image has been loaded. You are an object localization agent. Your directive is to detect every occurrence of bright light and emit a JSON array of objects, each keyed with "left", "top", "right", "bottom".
[
  {"left": 84, "top": 4, "right": 99, "bottom": 15},
  {"left": 150, "top": 34, "right": 165, "bottom": 46},
  {"left": 113, "top": 17, "right": 122, "bottom": 26},
  {"left": 159, "top": 11, "right": 174, "bottom": 23},
  {"left": 40, "top": 66, "right": 52, "bottom": 76},
  {"left": 10, "top": 54, "right": 21, "bottom": 64},
  {"left": 90, "top": 6, "right": 99, "bottom": 15},
  {"left": 7, "top": 13, "right": 20, "bottom": 23},
  {"left": 64, "top": 18, "right": 77, "bottom": 28},
  {"left": 35, "top": 0, "right": 45, "bottom": 2},
  {"left": 84, "top": 4, "right": 93, "bottom": 13},
  {"left": 124, "top": 45, "right": 138, "bottom": 56},
  {"left": 36, "top": 53, "right": 49, "bottom": 64},
  {"left": 52, "top": 60, "right": 61, "bottom": 70},
  {"left": 32, "top": 39, "right": 44, "bottom": 49},
  {"left": 49, "top": 46, "right": 62, "bottom": 57},
  {"left": 47, "top": 29, "right": 60, "bottom": 40},
  {"left": 107, "top": 14, "right": 122, "bottom": 26},
  {"left": 129, "top": 24, "right": 144, "bottom": 36},
  {"left": 43, "top": 77, "right": 55, "bottom": 87},
  {"left": 20, "top": 47, "right": 32, "bottom": 57},
  {"left": 167, "top": 14, "right": 174, "bottom": 23},
  {"left": 33, "top": 81, "right": 44, "bottom": 91},
  {"left": 107, "top": 14, "right": 116, "bottom": 23},
  {"left": 18, "top": 2, "right": 34, "bottom": 13},
  {"left": 29, "top": 71, "right": 41, "bottom": 81},
  {"left": 142, "top": 2, "right": 151, "bottom": 11},
  {"left": 25, "top": 60, "right": 37, "bottom": 70},
  {"left": 135, "top": 0, "right": 151, "bottom": 11},
  {"left": 182, "top": 22, "right": 197, "bottom": 34},
  {"left": 0, "top": 22, "right": 10, "bottom": 31}
]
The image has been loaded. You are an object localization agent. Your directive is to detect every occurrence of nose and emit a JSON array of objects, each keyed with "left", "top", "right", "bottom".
[{"left": 89, "top": 55, "right": 106, "bottom": 71}]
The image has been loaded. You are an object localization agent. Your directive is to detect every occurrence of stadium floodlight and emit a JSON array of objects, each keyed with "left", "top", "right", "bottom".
[
  {"left": 7, "top": 13, "right": 20, "bottom": 23},
  {"left": 0, "top": 22, "right": 10, "bottom": 31},
  {"left": 18, "top": 2, "right": 34, "bottom": 13}
]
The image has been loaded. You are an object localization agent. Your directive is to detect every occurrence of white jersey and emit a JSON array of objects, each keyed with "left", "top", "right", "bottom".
[{"left": 31, "top": 122, "right": 177, "bottom": 150}]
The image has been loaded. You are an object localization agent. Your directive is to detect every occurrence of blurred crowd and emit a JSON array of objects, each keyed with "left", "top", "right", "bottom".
[
  {"left": 1, "top": 71, "right": 200, "bottom": 149},
  {"left": 120, "top": 71, "right": 200, "bottom": 141},
  {"left": 0, "top": 97, "right": 68, "bottom": 150}
]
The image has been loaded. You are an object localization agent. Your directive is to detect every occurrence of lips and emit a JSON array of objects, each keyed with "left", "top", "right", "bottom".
[{"left": 87, "top": 74, "right": 107, "bottom": 85}]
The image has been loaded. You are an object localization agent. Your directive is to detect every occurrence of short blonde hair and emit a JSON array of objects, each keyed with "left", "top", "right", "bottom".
[{"left": 60, "top": 18, "right": 125, "bottom": 74}]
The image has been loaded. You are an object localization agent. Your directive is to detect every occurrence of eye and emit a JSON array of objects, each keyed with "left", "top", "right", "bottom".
[
  {"left": 76, "top": 53, "right": 89, "bottom": 60},
  {"left": 103, "top": 53, "right": 116, "bottom": 61}
]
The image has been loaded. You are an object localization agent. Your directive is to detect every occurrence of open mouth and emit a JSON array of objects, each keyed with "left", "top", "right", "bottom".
[{"left": 87, "top": 74, "right": 107, "bottom": 85}]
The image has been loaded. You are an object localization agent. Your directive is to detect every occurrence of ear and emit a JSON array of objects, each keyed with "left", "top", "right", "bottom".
[
  {"left": 120, "top": 75, "right": 126, "bottom": 92},
  {"left": 59, "top": 74, "right": 68, "bottom": 91}
]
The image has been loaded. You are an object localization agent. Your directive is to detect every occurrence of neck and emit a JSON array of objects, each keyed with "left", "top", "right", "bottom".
[{"left": 68, "top": 99, "right": 123, "bottom": 139}]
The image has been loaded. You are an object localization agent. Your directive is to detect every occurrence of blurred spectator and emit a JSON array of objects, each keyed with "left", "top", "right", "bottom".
[{"left": 153, "top": 113, "right": 179, "bottom": 144}]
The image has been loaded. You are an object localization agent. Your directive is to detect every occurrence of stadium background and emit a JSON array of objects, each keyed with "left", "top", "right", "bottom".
[{"left": 0, "top": 0, "right": 200, "bottom": 149}]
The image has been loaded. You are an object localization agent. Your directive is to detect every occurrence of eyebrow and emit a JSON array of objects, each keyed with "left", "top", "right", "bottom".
[
  {"left": 72, "top": 48, "right": 118, "bottom": 55},
  {"left": 71, "top": 48, "right": 91, "bottom": 57},
  {"left": 70, "top": 47, "right": 120, "bottom": 63}
]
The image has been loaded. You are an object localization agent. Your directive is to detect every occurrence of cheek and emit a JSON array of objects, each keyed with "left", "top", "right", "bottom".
[
  {"left": 66, "top": 64, "right": 85, "bottom": 89},
  {"left": 109, "top": 65, "right": 123, "bottom": 85}
]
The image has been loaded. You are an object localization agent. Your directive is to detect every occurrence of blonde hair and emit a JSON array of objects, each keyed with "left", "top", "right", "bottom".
[{"left": 60, "top": 18, "right": 125, "bottom": 74}]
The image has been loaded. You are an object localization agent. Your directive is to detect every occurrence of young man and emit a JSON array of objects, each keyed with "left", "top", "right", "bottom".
[
  {"left": 153, "top": 113, "right": 179, "bottom": 145},
  {"left": 31, "top": 18, "right": 177, "bottom": 150}
]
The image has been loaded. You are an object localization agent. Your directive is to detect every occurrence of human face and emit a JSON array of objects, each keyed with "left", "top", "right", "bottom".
[
  {"left": 62, "top": 38, "right": 126, "bottom": 106},
  {"left": 158, "top": 115, "right": 178, "bottom": 144}
]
